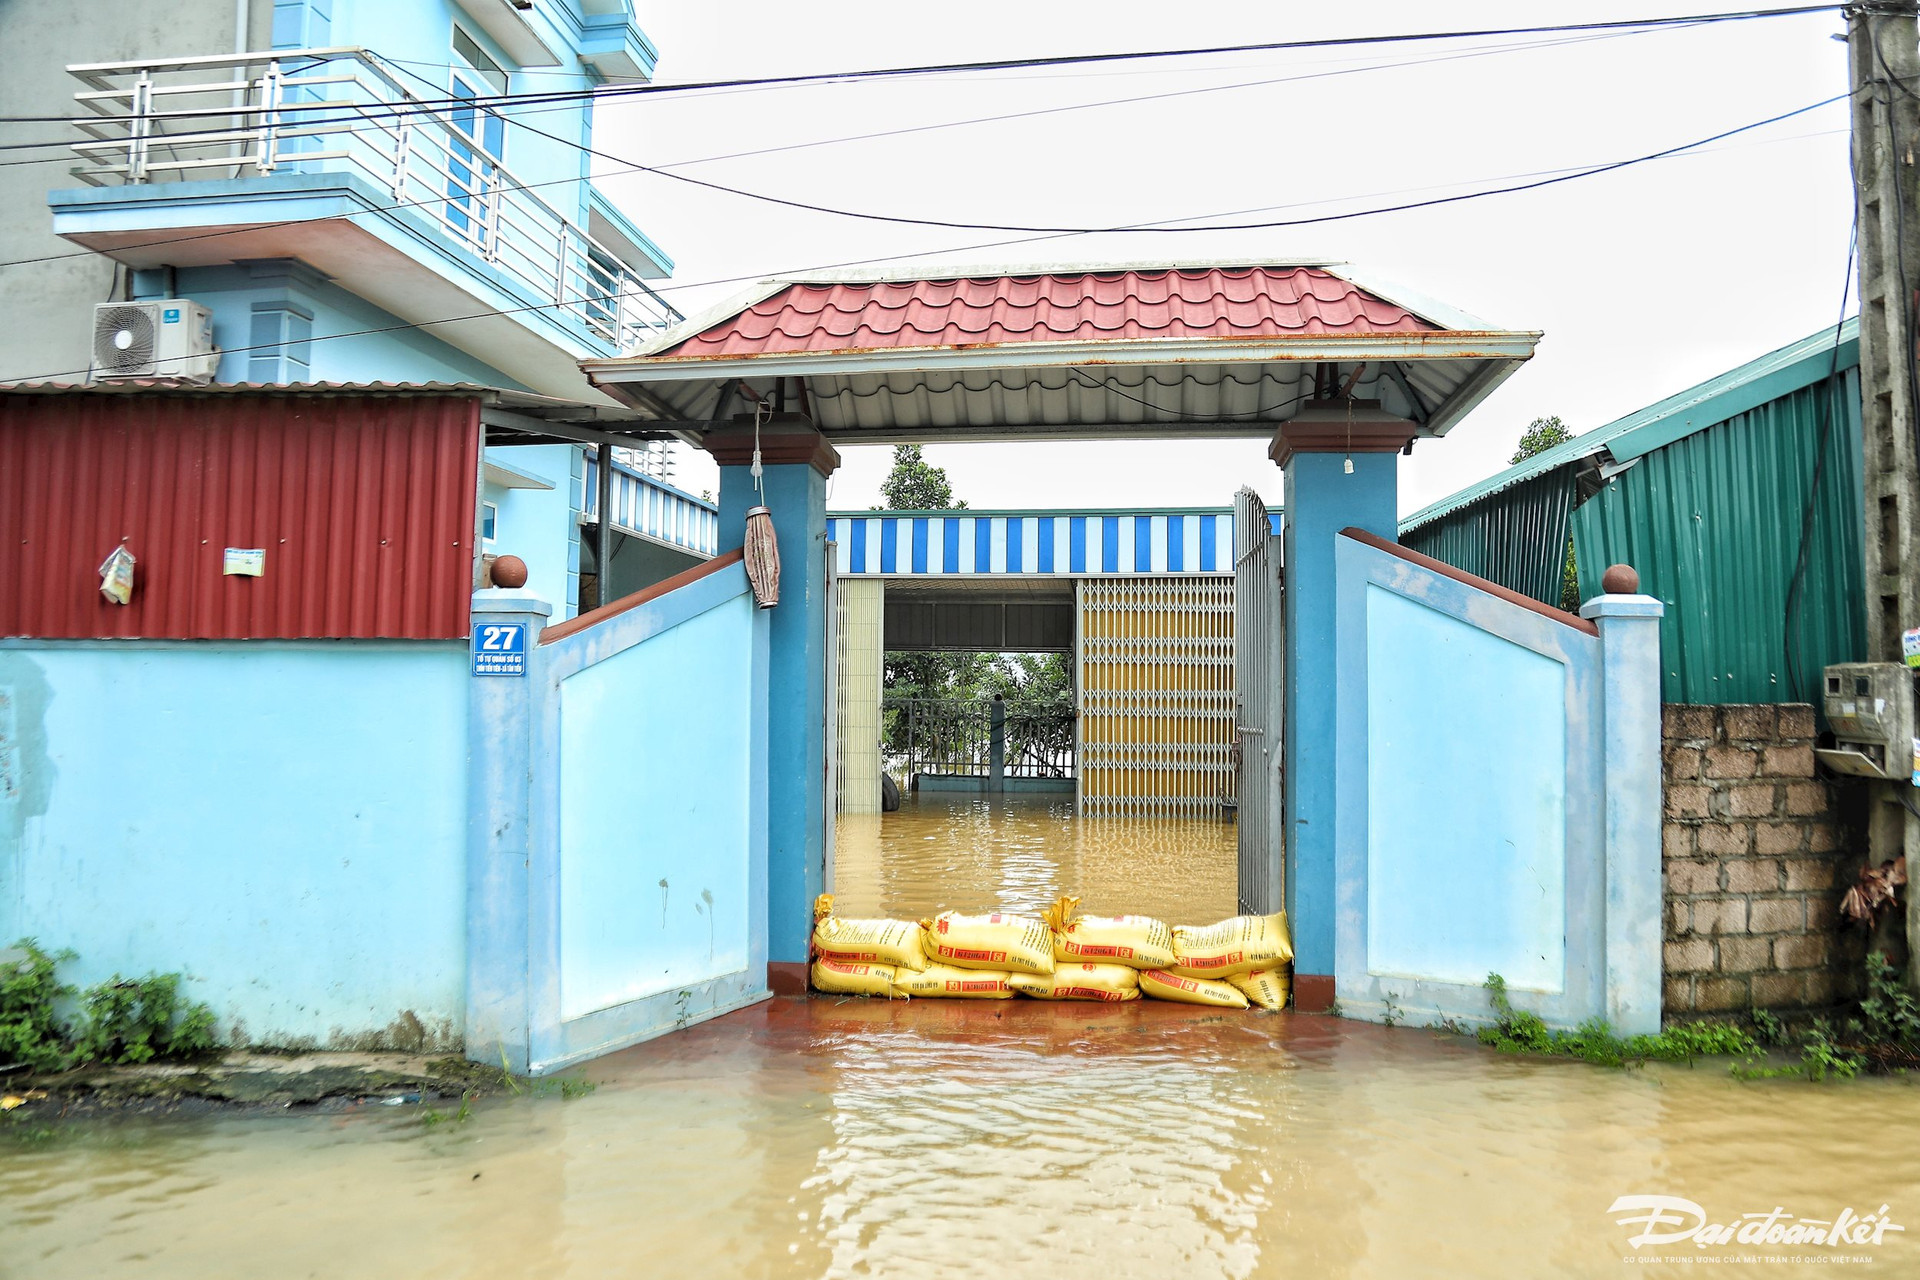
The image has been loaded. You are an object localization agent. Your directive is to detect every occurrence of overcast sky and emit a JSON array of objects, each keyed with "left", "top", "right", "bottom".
[{"left": 604, "top": 2, "right": 1855, "bottom": 516}]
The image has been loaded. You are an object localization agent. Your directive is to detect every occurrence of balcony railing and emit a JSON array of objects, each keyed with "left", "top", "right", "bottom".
[{"left": 65, "top": 48, "right": 680, "bottom": 351}]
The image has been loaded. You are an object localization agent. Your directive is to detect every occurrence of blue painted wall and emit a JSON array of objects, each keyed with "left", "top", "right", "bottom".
[
  {"left": 718, "top": 461, "right": 827, "bottom": 965},
  {"left": 135, "top": 260, "right": 527, "bottom": 387},
  {"left": 1327, "top": 534, "right": 1666, "bottom": 1033},
  {"left": 468, "top": 561, "right": 770, "bottom": 1075},
  {"left": 1362, "top": 587, "right": 1568, "bottom": 991},
  {"left": 0, "top": 641, "right": 468, "bottom": 1049},
  {"left": 557, "top": 594, "right": 755, "bottom": 1018},
  {"left": 484, "top": 444, "right": 582, "bottom": 618},
  {"left": 1281, "top": 451, "right": 1398, "bottom": 980}
]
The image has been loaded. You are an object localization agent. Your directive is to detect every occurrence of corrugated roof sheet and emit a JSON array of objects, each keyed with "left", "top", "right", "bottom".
[
  {"left": 1400, "top": 317, "right": 1861, "bottom": 534},
  {"left": 660, "top": 267, "right": 1437, "bottom": 359},
  {"left": 0, "top": 381, "right": 651, "bottom": 426},
  {"left": 2, "top": 393, "right": 480, "bottom": 640}
]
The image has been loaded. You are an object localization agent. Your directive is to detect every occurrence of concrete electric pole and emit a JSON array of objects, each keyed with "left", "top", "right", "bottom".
[{"left": 1848, "top": 3, "right": 1920, "bottom": 984}]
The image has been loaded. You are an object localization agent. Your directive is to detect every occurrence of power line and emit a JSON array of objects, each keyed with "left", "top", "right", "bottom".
[
  {"left": 0, "top": 4, "right": 1845, "bottom": 131},
  {"left": 1, "top": 92, "right": 1858, "bottom": 384},
  {"left": 470, "top": 84, "right": 1857, "bottom": 236},
  {"left": 0, "top": 25, "right": 1708, "bottom": 271}
]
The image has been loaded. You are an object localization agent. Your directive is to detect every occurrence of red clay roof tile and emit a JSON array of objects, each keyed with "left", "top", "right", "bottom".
[{"left": 661, "top": 267, "right": 1436, "bottom": 358}]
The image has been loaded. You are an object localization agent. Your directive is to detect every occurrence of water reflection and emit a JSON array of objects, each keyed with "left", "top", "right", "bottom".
[
  {"left": 833, "top": 793, "right": 1238, "bottom": 924},
  {"left": 4, "top": 1000, "right": 1919, "bottom": 1278}
]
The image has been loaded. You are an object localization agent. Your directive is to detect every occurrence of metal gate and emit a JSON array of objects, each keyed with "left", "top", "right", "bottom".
[
  {"left": 1075, "top": 576, "right": 1236, "bottom": 817},
  {"left": 1233, "top": 488, "right": 1285, "bottom": 913}
]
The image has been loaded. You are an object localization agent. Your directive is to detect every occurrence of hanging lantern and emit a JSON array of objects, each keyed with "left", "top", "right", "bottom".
[{"left": 744, "top": 505, "right": 781, "bottom": 608}]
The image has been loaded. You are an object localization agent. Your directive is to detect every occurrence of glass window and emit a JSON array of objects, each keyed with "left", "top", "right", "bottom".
[
  {"left": 482, "top": 502, "right": 499, "bottom": 542},
  {"left": 452, "top": 28, "right": 508, "bottom": 94}
]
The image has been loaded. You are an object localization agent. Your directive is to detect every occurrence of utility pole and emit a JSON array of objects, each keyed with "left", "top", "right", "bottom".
[{"left": 1848, "top": 2, "right": 1920, "bottom": 985}]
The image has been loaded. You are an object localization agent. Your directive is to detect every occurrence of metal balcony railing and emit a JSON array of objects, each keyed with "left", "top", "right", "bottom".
[{"left": 65, "top": 48, "right": 680, "bottom": 351}]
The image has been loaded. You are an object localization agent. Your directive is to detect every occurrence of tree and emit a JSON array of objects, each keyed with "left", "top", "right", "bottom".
[
  {"left": 1511, "top": 416, "right": 1581, "bottom": 611},
  {"left": 877, "top": 444, "right": 966, "bottom": 510},
  {"left": 1510, "top": 415, "right": 1573, "bottom": 465}
]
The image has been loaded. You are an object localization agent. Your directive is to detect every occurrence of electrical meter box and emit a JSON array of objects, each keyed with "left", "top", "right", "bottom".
[{"left": 1816, "top": 662, "right": 1916, "bottom": 780}]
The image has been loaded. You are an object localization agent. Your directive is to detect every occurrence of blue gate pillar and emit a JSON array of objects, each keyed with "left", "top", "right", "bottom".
[
  {"left": 1274, "top": 402, "right": 1417, "bottom": 1011},
  {"left": 705, "top": 415, "right": 840, "bottom": 992}
]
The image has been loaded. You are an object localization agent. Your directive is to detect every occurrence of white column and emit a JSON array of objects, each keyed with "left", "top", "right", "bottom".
[{"left": 1581, "top": 586, "right": 1666, "bottom": 1037}]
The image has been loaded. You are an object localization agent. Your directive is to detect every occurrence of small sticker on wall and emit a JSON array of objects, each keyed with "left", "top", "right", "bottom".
[
  {"left": 1904, "top": 627, "right": 1920, "bottom": 669},
  {"left": 222, "top": 548, "right": 265, "bottom": 577},
  {"left": 1912, "top": 737, "right": 1919, "bottom": 789}
]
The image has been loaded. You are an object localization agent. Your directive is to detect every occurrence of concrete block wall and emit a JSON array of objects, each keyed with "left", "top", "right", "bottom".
[{"left": 1661, "top": 704, "right": 1866, "bottom": 1015}]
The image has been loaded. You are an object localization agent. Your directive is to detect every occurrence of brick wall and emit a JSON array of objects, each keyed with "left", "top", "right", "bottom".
[{"left": 1662, "top": 704, "right": 1865, "bottom": 1017}]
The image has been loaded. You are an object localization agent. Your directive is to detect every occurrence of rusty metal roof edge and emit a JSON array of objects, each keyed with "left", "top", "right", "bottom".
[
  {"left": 0, "top": 380, "right": 645, "bottom": 423},
  {"left": 586, "top": 331, "right": 1542, "bottom": 385}
]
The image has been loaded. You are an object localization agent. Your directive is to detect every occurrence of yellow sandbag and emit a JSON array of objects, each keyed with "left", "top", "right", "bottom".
[
  {"left": 1169, "top": 911, "right": 1294, "bottom": 979},
  {"left": 1009, "top": 962, "right": 1141, "bottom": 1002},
  {"left": 922, "top": 910, "right": 1055, "bottom": 976},
  {"left": 811, "top": 894, "right": 929, "bottom": 972},
  {"left": 1139, "top": 969, "right": 1250, "bottom": 1009},
  {"left": 891, "top": 963, "right": 1016, "bottom": 999},
  {"left": 810, "top": 959, "right": 899, "bottom": 998},
  {"left": 1227, "top": 968, "right": 1291, "bottom": 1011},
  {"left": 1043, "top": 895, "right": 1177, "bottom": 970}
]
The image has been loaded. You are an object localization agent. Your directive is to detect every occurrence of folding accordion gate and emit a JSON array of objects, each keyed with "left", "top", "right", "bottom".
[{"left": 1074, "top": 576, "right": 1236, "bottom": 818}]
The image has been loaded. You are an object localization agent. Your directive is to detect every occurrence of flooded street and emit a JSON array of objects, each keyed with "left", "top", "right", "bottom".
[
  {"left": 7, "top": 1000, "right": 1919, "bottom": 1278},
  {"left": 6, "top": 804, "right": 1918, "bottom": 1278},
  {"left": 831, "top": 793, "right": 1239, "bottom": 924}
]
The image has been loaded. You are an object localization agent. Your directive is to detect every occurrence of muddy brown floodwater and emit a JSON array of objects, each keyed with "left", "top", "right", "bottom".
[
  {"left": 832, "top": 792, "right": 1240, "bottom": 923},
  {"left": 5, "top": 804, "right": 1918, "bottom": 1278}
]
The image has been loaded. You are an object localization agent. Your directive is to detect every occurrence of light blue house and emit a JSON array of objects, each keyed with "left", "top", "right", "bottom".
[
  {"left": 5, "top": 0, "right": 714, "bottom": 613},
  {"left": 0, "top": 3, "right": 729, "bottom": 1055}
]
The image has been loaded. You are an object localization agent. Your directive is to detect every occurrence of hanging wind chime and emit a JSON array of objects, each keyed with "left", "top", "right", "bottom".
[{"left": 743, "top": 403, "right": 781, "bottom": 609}]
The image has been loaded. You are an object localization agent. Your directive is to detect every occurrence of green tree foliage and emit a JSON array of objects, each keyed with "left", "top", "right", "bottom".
[
  {"left": 1510, "top": 416, "right": 1582, "bottom": 611},
  {"left": 1509, "top": 415, "right": 1573, "bottom": 465},
  {"left": 877, "top": 445, "right": 966, "bottom": 511},
  {"left": 872, "top": 447, "right": 1071, "bottom": 769}
]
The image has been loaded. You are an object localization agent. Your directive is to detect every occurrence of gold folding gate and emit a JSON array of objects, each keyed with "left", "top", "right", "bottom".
[{"left": 1075, "top": 576, "right": 1236, "bottom": 818}]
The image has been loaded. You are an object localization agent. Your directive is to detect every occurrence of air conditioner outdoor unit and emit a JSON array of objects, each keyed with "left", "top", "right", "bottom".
[{"left": 91, "top": 300, "right": 217, "bottom": 383}]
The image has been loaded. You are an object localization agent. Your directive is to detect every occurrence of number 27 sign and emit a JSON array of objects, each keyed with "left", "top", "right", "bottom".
[{"left": 472, "top": 622, "right": 527, "bottom": 676}]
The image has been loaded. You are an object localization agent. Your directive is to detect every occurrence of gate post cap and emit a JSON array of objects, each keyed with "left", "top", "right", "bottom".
[
  {"left": 1600, "top": 563, "right": 1639, "bottom": 594},
  {"left": 490, "top": 555, "right": 529, "bottom": 589}
]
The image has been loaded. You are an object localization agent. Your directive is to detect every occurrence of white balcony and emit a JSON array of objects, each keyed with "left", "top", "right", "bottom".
[{"left": 53, "top": 48, "right": 680, "bottom": 402}]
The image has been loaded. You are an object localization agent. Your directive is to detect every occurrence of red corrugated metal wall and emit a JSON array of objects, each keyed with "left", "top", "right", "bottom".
[{"left": 0, "top": 394, "right": 481, "bottom": 639}]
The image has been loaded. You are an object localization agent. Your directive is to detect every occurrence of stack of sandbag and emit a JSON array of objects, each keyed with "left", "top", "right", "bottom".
[
  {"left": 1137, "top": 910, "right": 1295, "bottom": 1009},
  {"left": 1043, "top": 896, "right": 1177, "bottom": 970},
  {"left": 807, "top": 895, "right": 927, "bottom": 998}
]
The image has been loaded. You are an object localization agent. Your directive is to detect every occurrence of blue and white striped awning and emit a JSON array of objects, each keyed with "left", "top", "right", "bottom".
[
  {"left": 583, "top": 456, "right": 720, "bottom": 558},
  {"left": 827, "top": 509, "right": 1234, "bottom": 576}
]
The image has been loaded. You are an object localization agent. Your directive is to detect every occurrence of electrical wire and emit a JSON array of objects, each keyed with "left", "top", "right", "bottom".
[
  {"left": 0, "top": 27, "right": 1685, "bottom": 267},
  {"left": 416, "top": 81, "right": 1857, "bottom": 235},
  {"left": 1, "top": 90, "right": 1861, "bottom": 384},
  {"left": 0, "top": 5, "right": 1847, "bottom": 129}
]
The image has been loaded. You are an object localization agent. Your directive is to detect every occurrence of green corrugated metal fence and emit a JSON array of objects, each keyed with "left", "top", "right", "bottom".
[
  {"left": 1400, "top": 468, "right": 1575, "bottom": 605},
  {"left": 1570, "top": 368, "right": 1865, "bottom": 704}
]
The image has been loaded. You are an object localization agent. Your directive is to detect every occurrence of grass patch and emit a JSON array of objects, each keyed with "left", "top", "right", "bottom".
[
  {"left": 1476, "top": 973, "right": 1759, "bottom": 1068},
  {"left": 3, "top": 940, "right": 216, "bottom": 1074},
  {"left": 1732, "top": 954, "right": 1920, "bottom": 1081}
]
